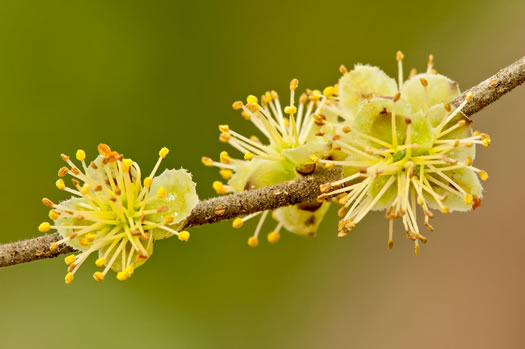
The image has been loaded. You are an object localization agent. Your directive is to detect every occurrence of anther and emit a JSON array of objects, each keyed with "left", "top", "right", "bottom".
[
  {"left": 76, "top": 150, "right": 86, "bottom": 161},
  {"left": 178, "top": 231, "right": 190, "bottom": 241}
]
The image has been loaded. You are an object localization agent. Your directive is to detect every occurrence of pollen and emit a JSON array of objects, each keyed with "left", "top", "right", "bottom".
[
  {"left": 247, "top": 236, "right": 259, "bottom": 247},
  {"left": 56, "top": 179, "right": 65, "bottom": 190},
  {"left": 220, "top": 151, "right": 231, "bottom": 164},
  {"left": 93, "top": 272, "right": 104, "bottom": 282},
  {"left": 246, "top": 95, "right": 258, "bottom": 104},
  {"left": 95, "top": 257, "right": 106, "bottom": 267},
  {"left": 39, "top": 222, "right": 51, "bottom": 233},
  {"left": 219, "top": 169, "right": 233, "bottom": 180},
  {"left": 244, "top": 152, "right": 254, "bottom": 161},
  {"left": 159, "top": 147, "right": 169, "bottom": 159},
  {"left": 178, "top": 231, "right": 190, "bottom": 241},
  {"left": 157, "top": 187, "right": 167, "bottom": 198},
  {"left": 479, "top": 170, "right": 489, "bottom": 181},
  {"left": 65, "top": 272, "right": 75, "bottom": 284},
  {"left": 284, "top": 106, "right": 297, "bottom": 115},
  {"left": 201, "top": 157, "right": 214, "bottom": 167},
  {"left": 232, "top": 101, "right": 243, "bottom": 110},
  {"left": 213, "top": 181, "right": 228, "bottom": 195},
  {"left": 65, "top": 255, "right": 76, "bottom": 265},
  {"left": 233, "top": 218, "right": 244, "bottom": 229},
  {"left": 267, "top": 231, "right": 280, "bottom": 244}
]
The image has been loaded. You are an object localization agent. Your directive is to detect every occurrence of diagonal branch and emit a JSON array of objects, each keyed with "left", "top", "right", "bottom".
[{"left": 1, "top": 56, "right": 524, "bottom": 269}]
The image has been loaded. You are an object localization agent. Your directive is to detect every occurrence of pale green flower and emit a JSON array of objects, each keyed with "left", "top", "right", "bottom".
[
  {"left": 39, "top": 144, "right": 198, "bottom": 283},
  {"left": 202, "top": 80, "right": 342, "bottom": 246},
  {"left": 319, "top": 53, "right": 490, "bottom": 254}
]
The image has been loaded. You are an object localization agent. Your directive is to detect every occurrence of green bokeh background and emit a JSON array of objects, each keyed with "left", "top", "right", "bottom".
[{"left": 1, "top": 1, "right": 524, "bottom": 348}]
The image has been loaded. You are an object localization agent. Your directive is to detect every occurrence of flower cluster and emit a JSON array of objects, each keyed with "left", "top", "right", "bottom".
[
  {"left": 38, "top": 144, "right": 198, "bottom": 283},
  {"left": 202, "top": 80, "right": 342, "bottom": 246},
  {"left": 317, "top": 52, "right": 490, "bottom": 254}
]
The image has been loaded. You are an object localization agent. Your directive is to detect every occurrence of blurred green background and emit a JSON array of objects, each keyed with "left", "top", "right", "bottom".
[{"left": 1, "top": 1, "right": 524, "bottom": 348}]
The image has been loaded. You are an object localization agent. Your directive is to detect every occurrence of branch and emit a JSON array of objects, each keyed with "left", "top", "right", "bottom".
[
  {"left": 0, "top": 167, "right": 342, "bottom": 268},
  {"left": 1, "top": 56, "right": 524, "bottom": 269},
  {"left": 450, "top": 56, "right": 525, "bottom": 116}
]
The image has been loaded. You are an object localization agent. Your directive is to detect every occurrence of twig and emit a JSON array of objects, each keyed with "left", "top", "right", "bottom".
[
  {"left": 450, "top": 56, "right": 525, "bottom": 116},
  {"left": 0, "top": 167, "right": 342, "bottom": 268},
  {"left": 1, "top": 56, "right": 524, "bottom": 269}
]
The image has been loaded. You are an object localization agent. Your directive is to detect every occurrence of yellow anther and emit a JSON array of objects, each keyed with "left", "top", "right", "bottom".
[
  {"left": 219, "top": 124, "right": 230, "bottom": 133},
  {"left": 93, "top": 272, "right": 104, "bottom": 282},
  {"left": 86, "top": 233, "right": 96, "bottom": 243},
  {"left": 95, "top": 257, "right": 106, "bottom": 267},
  {"left": 80, "top": 184, "right": 91, "bottom": 195},
  {"left": 65, "top": 272, "right": 75, "bottom": 284},
  {"left": 246, "top": 95, "right": 258, "bottom": 104},
  {"left": 342, "top": 126, "right": 351, "bottom": 133},
  {"left": 232, "top": 101, "right": 243, "bottom": 110},
  {"left": 473, "top": 131, "right": 480, "bottom": 136},
  {"left": 39, "top": 222, "right": 51, "bottom": 233},
  {"left": 464, "top": 194, "right": 473, "bottom": 205},
  {"left": 56, "top": 179, "right": 66, "bottom": 190},
  {"left": 441, "top": 206, "right": 449, "bottom": 214},
  {"left": 76, "top": 149, "right": 86, "bottom": 161},
  {"left": 159, "top": 147, "right": 169, "bottom": 159},
  {"left": 482, "top": 138, "right": 491, "bottom": 147},
  {"left": 164, "top": 216, "right": 175, "bottom": 224},
  {"left": 323, "top": 86, "right": 334, "bottom": 98},
  {"left": 415, "top": 244, "right": 420, "bottom": 256},
  {"left": 116, "top": 272, "right": 128, "bottom": 281},
  {"left": 219, "top": 168, "right": 233, "bottom": 180},
  {"left": 246, "top": 103, "right": 260, "bottom": 112},
  {"left": 213, "top": 181, "right": 227, "bottom": 195},
  {"left": 388, "top": 239, "right": 394, "bottom": 250},
  {"left": 65, "top": 255, "right": 76, "bottom": 265},
  {"left": 144, "top": 177, "right": 153, "bottom": 188},
  {"left": 479, "top": 170, "right": 489, "bottom": 181},
  {"left": 466, "top": 92, "right": 473, "bottom": 102},
  {"left": 309, "top": 154, "right": 319, "bottom": 163},
  {"left": 465, "top": 156, "right": 473, "bottom": 166},
  {"left": 201, "top": 156, "right": 214, "bottom": 167},
  {"left": 339, "top": 64, "right": 348, "bottom": 74},
  {"left": 178, "top": 230, "right": 190, "bottom": 241},
  {"left": 220, "top": 151, "right": 231, "bottom": 164},
  {"left": 244, "top": 152, "right": 254, "bottom": 161},
  {"left": 289, "top": 79, "right": 299, "bottom": 91},
  {"left": 284, "top": 106, "right": 297, "bottom": 115},
  {"left": 157, "top": 187, "right": 167, "bottom": 198},
  {"left": 267, "top": 231, "right": 280, "bottom": 244},
  {"left": 97, "top": 143, "right": 111, "bottom": 156},
  {"left": 50, "top": 242, "right": 58, "bottom": 252},
  {"left": 79, "top": 237, "right": 90, "bottom": 246},
  {"left": 393, "top": 92, "right": 401, "bottom": 102},
  {"left": 310, "top": 89, "right": 321, "bottom": 101},
  {"left": 49, "top": 210, "right": 60, "bottom": 220},
  {"left": 58, "top": 167, "right": 69, "bottom": 177},
  {"left": 420, "top": 78, "right": 428, "bottom": 87},
  {"left": 125, "top": 266, "right": 135, "bottom": 276},
  {"left": 458, "top": 120, "right": 466, "bottom": 126},
  {"left": 121, "top": 158, "right": 133, "bottom": 172},
  {"left": 247, "top": 236, "right": 259, "bottom": 247},
  {"left": 396, "top": 50, "right": 404, "bottom": 61},
  {"left": 241, "top": 111, "right": 251, "bottom": 120},
  {"left": 232, "top": 218, "right": 244, "bottom": 229}
]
